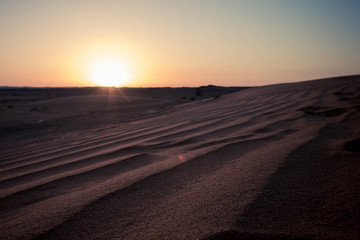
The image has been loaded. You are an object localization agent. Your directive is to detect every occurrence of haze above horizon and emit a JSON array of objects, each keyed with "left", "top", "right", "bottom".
[{"left": 1, "top": 0, "right": 359, "bottom": 87}]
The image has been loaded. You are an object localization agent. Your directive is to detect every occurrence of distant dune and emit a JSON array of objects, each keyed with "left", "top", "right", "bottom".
[{"left": 0, "top": 76, "right": 359, "bottom": 239}]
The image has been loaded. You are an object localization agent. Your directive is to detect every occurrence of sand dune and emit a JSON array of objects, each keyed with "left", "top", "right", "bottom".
[{"left": 1, "top": 76, "right": 360, "bottom": 239}]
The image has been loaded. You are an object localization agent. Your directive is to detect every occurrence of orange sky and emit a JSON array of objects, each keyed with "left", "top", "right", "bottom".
[{"left": 0, "top": 0, "right": 359, "bottom": 87}]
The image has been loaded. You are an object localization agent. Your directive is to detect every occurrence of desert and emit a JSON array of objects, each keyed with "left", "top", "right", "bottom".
[{"left": 0, "top": 75, "right": 359, "bottom": 239}]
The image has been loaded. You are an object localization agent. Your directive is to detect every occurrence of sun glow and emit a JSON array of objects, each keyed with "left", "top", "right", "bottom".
[{"left": 89, "top": 58, "right": 131, "bottom": 87}]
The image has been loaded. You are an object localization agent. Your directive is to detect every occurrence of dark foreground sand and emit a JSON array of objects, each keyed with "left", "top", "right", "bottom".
[{"left": 0, "top": 76, "right": 359, "bottom": 239}]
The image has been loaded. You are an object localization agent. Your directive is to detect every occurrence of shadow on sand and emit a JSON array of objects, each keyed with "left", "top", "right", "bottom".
[{"left": 202, "top": 230, "right": 313, "bottom": 240}]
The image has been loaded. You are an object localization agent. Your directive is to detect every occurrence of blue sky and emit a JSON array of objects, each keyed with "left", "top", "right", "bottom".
[{"left": 0, "top": 0, "right": 359, "bottom": 87}]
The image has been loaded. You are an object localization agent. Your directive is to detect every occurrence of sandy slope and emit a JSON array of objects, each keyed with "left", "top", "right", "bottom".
[{"left": 0, "top": 76, "right": 360, "bottom": 239}]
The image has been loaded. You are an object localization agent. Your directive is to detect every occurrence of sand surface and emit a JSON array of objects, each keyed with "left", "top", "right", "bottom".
[{"left": 0, "top": 76, "right": 359, "bottom": 239}]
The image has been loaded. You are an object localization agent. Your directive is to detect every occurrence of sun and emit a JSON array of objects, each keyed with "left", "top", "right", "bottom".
[{"left": 89, "top": 58, "right": 131, "bottom": 87}]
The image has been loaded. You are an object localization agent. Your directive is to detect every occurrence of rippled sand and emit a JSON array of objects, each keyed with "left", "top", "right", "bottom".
[{"left": 1, "top": 76, "right": 360, "bottom": 239}]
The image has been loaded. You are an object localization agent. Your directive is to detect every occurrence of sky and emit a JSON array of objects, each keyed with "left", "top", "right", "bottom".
[{"left": 0, "top": 0, "right": 359, "bottom": 87}]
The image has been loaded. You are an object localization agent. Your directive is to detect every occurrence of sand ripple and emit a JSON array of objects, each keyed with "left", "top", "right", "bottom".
[{"left": 1, "top": 76, "right": 360, "bottom": 239}]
